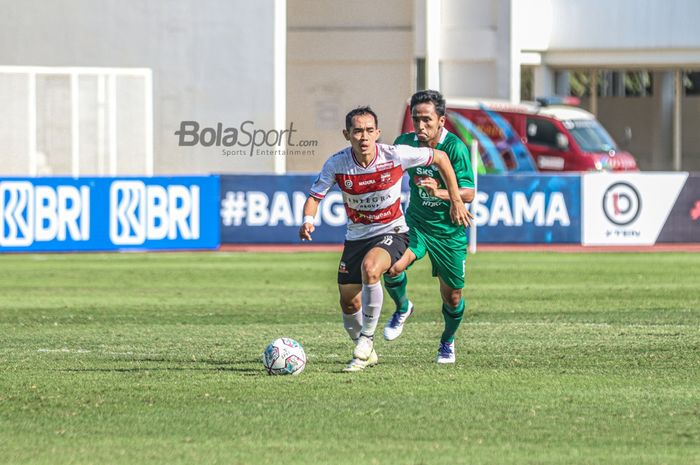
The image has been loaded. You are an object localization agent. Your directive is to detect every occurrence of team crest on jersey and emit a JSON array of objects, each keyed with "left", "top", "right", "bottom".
[
  {"left": 380, "top": 172, "right": 392, "bottom": 182},
  {"left": 344, "top": 179, "right": 353, "bottom": 189},
  {"left": 338, "top": 261, "right": 348, "bottom": 273}
]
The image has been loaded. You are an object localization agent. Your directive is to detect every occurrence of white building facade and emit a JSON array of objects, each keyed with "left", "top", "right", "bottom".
[{"left": 0, "top": 0, "right": 698, "bottom": 175}]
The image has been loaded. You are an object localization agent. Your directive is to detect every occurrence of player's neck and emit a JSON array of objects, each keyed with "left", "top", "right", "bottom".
[
  {"left": 419, "top": 128, "right": 442, "bottom": 149},
  {"left": 352, "top": 146, "right": 376, "bottom": 167},
  {"left": 420, "top": 138, "right": 439, "bottom": 149}
]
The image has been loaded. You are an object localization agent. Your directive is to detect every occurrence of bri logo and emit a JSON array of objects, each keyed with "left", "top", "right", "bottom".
[
  {"left": 0, "top": 181, "right": 90, "bottom": 247},
  {"left": 109, "top": 181, "right": 200, "bottom": 246}
]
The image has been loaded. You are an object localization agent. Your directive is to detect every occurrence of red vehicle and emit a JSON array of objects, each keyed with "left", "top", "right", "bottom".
[{"left": 401, "top": 98, "right": 638, "bottom": 172}]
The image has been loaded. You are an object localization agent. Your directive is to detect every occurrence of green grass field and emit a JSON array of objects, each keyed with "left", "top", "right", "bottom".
[{"left": 1, "top": 251, "right": 699, "bottom": 465}]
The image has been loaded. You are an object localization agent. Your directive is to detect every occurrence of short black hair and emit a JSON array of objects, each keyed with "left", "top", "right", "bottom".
[
  {"left": 345, "top": 106, "right": 378, "bottom": 131},
  {"left": 410, "top": 89, "right": 446, "bottom": 117}
]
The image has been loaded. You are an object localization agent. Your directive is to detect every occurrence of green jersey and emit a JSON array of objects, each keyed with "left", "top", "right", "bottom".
[{"left": 394, "top": 129, "right": 474, "bottom": 237}]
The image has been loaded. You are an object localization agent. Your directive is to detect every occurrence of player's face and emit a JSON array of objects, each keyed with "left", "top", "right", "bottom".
[
  {"left": 412, "top": 102, "right": 445, "bottom": 147},
  {"left": 343, "top": 114, "right": 381, "bottom": 158}
]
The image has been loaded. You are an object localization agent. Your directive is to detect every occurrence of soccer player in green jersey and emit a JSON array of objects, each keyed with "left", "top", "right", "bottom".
[{"left": 383, "top": 89, "right": 475, "bottom": 363}]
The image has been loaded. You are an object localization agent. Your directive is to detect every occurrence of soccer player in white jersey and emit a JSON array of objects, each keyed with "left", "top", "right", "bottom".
[{"left": 298, "top": 106, "right": 470, "bottom": 372}]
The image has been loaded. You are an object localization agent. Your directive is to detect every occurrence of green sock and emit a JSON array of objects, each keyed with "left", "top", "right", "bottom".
[
  {"left": 383, "top": 272, "right": 410, "bottom": 313},
  {"left": 441, "top": 298, "right": 466, "bottom": 343}
]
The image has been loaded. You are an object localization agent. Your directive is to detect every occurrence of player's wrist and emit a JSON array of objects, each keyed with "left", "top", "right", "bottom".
[
  {"left": 303, "top": 215, "right": 315, "bottom": 225},
  {"left": 436, "top": 189, "right": 450, "bottom": 201}
]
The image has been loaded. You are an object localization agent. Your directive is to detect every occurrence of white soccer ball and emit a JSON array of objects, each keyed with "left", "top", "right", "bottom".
[{"left": 262, "top": 338, "right": 306, "bottom": 376}]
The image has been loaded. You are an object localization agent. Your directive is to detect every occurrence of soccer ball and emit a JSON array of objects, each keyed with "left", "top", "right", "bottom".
[{"left": 262, "top": 338, "right": 306, "bottom": 375}]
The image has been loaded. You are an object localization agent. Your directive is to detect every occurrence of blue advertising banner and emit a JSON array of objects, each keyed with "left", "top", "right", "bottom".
[
  {"left": 0, "top": 176, "right": 220, "bottom": 252},
  {"left": 220, "top": 174, "right": 352, "bottom": 243},
  {"left": 220, "top": 174, "right": 581, "bottom": 244},
  {"left": 473, "top": 174, "right": 580, "bottom": 243}
]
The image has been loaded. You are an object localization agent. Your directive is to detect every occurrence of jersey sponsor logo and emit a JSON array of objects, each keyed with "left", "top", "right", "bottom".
[
  {"left": 0, "top": 181, "right": 90, "bottom": 247},
  {"left": 110, "top": 181, "right": 200, "bottom": 245},
  {"left": 335, "top": 165, "right": 403, "bottom": 195},
  {"left": 375, "top": 162, "right": 394, "bottom": 171},
  {"left": 345, "top": 193, "right": 393, "bottom": 211},
  {"left": 345, "top": 199, "right": 402, "bottom": 225},
  {"left": 414, "top": 166, "right": 435, "bottom": 177}
]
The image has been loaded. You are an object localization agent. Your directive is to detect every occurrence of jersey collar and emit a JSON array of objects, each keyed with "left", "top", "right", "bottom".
[{"left": 350, "top": 144, "right": 378, "bottom": 169}]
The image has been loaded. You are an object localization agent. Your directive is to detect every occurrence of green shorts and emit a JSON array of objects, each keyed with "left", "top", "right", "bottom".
[{"left": 408, "top": 224, "right": 467, "bottom": 290}]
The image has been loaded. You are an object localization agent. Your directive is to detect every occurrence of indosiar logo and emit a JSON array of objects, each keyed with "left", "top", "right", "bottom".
[
  {"left": 0, "top": 181, "right": 90, "bottom": 247},
  {"left": 110, "top": 181, "right": 200, "bottom": 245}
]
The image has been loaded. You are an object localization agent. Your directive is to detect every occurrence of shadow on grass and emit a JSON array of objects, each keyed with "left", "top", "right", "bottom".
[{"left": 55, "top": 357, "right": 262, "bottom": 375}]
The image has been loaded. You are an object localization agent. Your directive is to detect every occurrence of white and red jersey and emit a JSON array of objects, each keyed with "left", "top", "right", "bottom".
[{"left": 309, "top": 143, "right": 434, "bottom": 240}]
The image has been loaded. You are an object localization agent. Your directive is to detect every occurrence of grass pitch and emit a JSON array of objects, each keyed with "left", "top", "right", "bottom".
[{"left": 1, "top": 251, "right": 699, "bottom": 465}]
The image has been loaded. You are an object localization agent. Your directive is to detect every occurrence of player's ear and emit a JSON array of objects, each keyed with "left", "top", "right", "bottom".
[
  {"left": 375, "top": 128, "right": 382, "bottom": 138},
  {"left": 343, "top": 129, "right": 350, "bottom": 141},
  {"left": 438, "top": 114, "right": 446, "bottom": 128}
]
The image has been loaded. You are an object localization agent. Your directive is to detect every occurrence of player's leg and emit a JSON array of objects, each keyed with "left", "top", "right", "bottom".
[
  {"left": 338, "top": 239, "right": 379, "bottom": 371},
  {"left": 338, "top": 284, "right": 363, "bottom": 344},
  {"left": 387, "top": 248, "right": 417, "bottom": 276},
  {"left": 383, "top": 228, "right": 426, "bottom": 341},
  {"left": 383, "top": 271, "right": 409, "bottom": 312},
  {"left": 436, "top": 277, "right": 465, "bottom": 364},
  {"left": 353, "top": 246, "right": 393, "bottom": 360},
  {"left": 354, "top": 233, "right": 409, "bottom": 360},
  {"left": 424, "top": 236, "right": 467, "bottom": 363},
  {"left": 383, "top": 270, "right": 413, "bottom": 341},
  {"left": 340, "top": 283, "right": 379, "bottom": 372}
]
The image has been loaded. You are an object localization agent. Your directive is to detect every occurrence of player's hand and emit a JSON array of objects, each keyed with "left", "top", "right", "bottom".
[
  {"left": 299, "top": 222, "right": 315, "bottom": 241},
  {"left": 418, "top": 177, "right": 439, "bottom": 197},
  {"left": 387, "top": 249, "right": 416, "bottom": 276},
  {"left": 463, "top": 206, "right": 474, "bottom": 227},
  {"left": 450, "top": 202, "right": 471, "bottom": 227}
]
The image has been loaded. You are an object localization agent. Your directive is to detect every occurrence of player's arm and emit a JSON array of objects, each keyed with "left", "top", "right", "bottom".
[
  {"left": 431, "top": 149, "right": 470, "bottom": 226},
  {"left": 417, "top": 179, "right": 474, "bottom": 203},
  {"left": 299, "top": 196, "right": 321, "bottom": 241},
  {"left": 300, "top": 156, "right": 336, "bottom": 241},
  {"left": 415, "top": 179, "right": 474, "bottom": 227}
]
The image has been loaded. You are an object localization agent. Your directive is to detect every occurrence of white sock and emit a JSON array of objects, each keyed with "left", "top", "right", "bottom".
[
  {"left": 360, "top": 282, "right": 384, "bottom": 337},
  {"left": 342, "top": 309, "right": 363, "bottom": 344}
]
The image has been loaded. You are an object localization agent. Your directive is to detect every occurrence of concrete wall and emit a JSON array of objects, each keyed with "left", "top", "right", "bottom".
[
  {"left": 0, "top": 0, "right": 276, "bottom": 175},
  {"left": 441, "top": 0, "right": 517, "bottom": 100},
  {"left": 2, "top": 0, "right": 698, "bottom": 176},
  {"left": 285, "top": 0, "right": 414, "bottom": 173},
  {"left": 547, "top": 0, "right": 700, "bottom": 50}
]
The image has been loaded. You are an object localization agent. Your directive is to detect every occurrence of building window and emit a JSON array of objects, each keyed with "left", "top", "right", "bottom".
[
  {"left": 415, "top": 58, "right": 426, "bottom": 91},
  {"left": 685, "top": 71, "right": 700, "bottom": 96},
  {"left": 562, "top": 70, "right": 653, "bottom": 98}
]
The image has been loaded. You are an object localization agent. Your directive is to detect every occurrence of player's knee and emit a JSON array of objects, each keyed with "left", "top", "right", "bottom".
[
  {"left": 339, "top": 296, "right": 361, "bottom": 314},
  {"left": 361, "top": 260, "right": 382, "bottom": 283},
  {"left": 444, "top": 289, "right": 462, "bottom": 308}
]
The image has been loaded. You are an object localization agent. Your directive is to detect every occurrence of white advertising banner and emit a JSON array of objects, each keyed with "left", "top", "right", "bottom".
[{"left": 582, "top": 173, "right": 688, "bottom": 245}]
